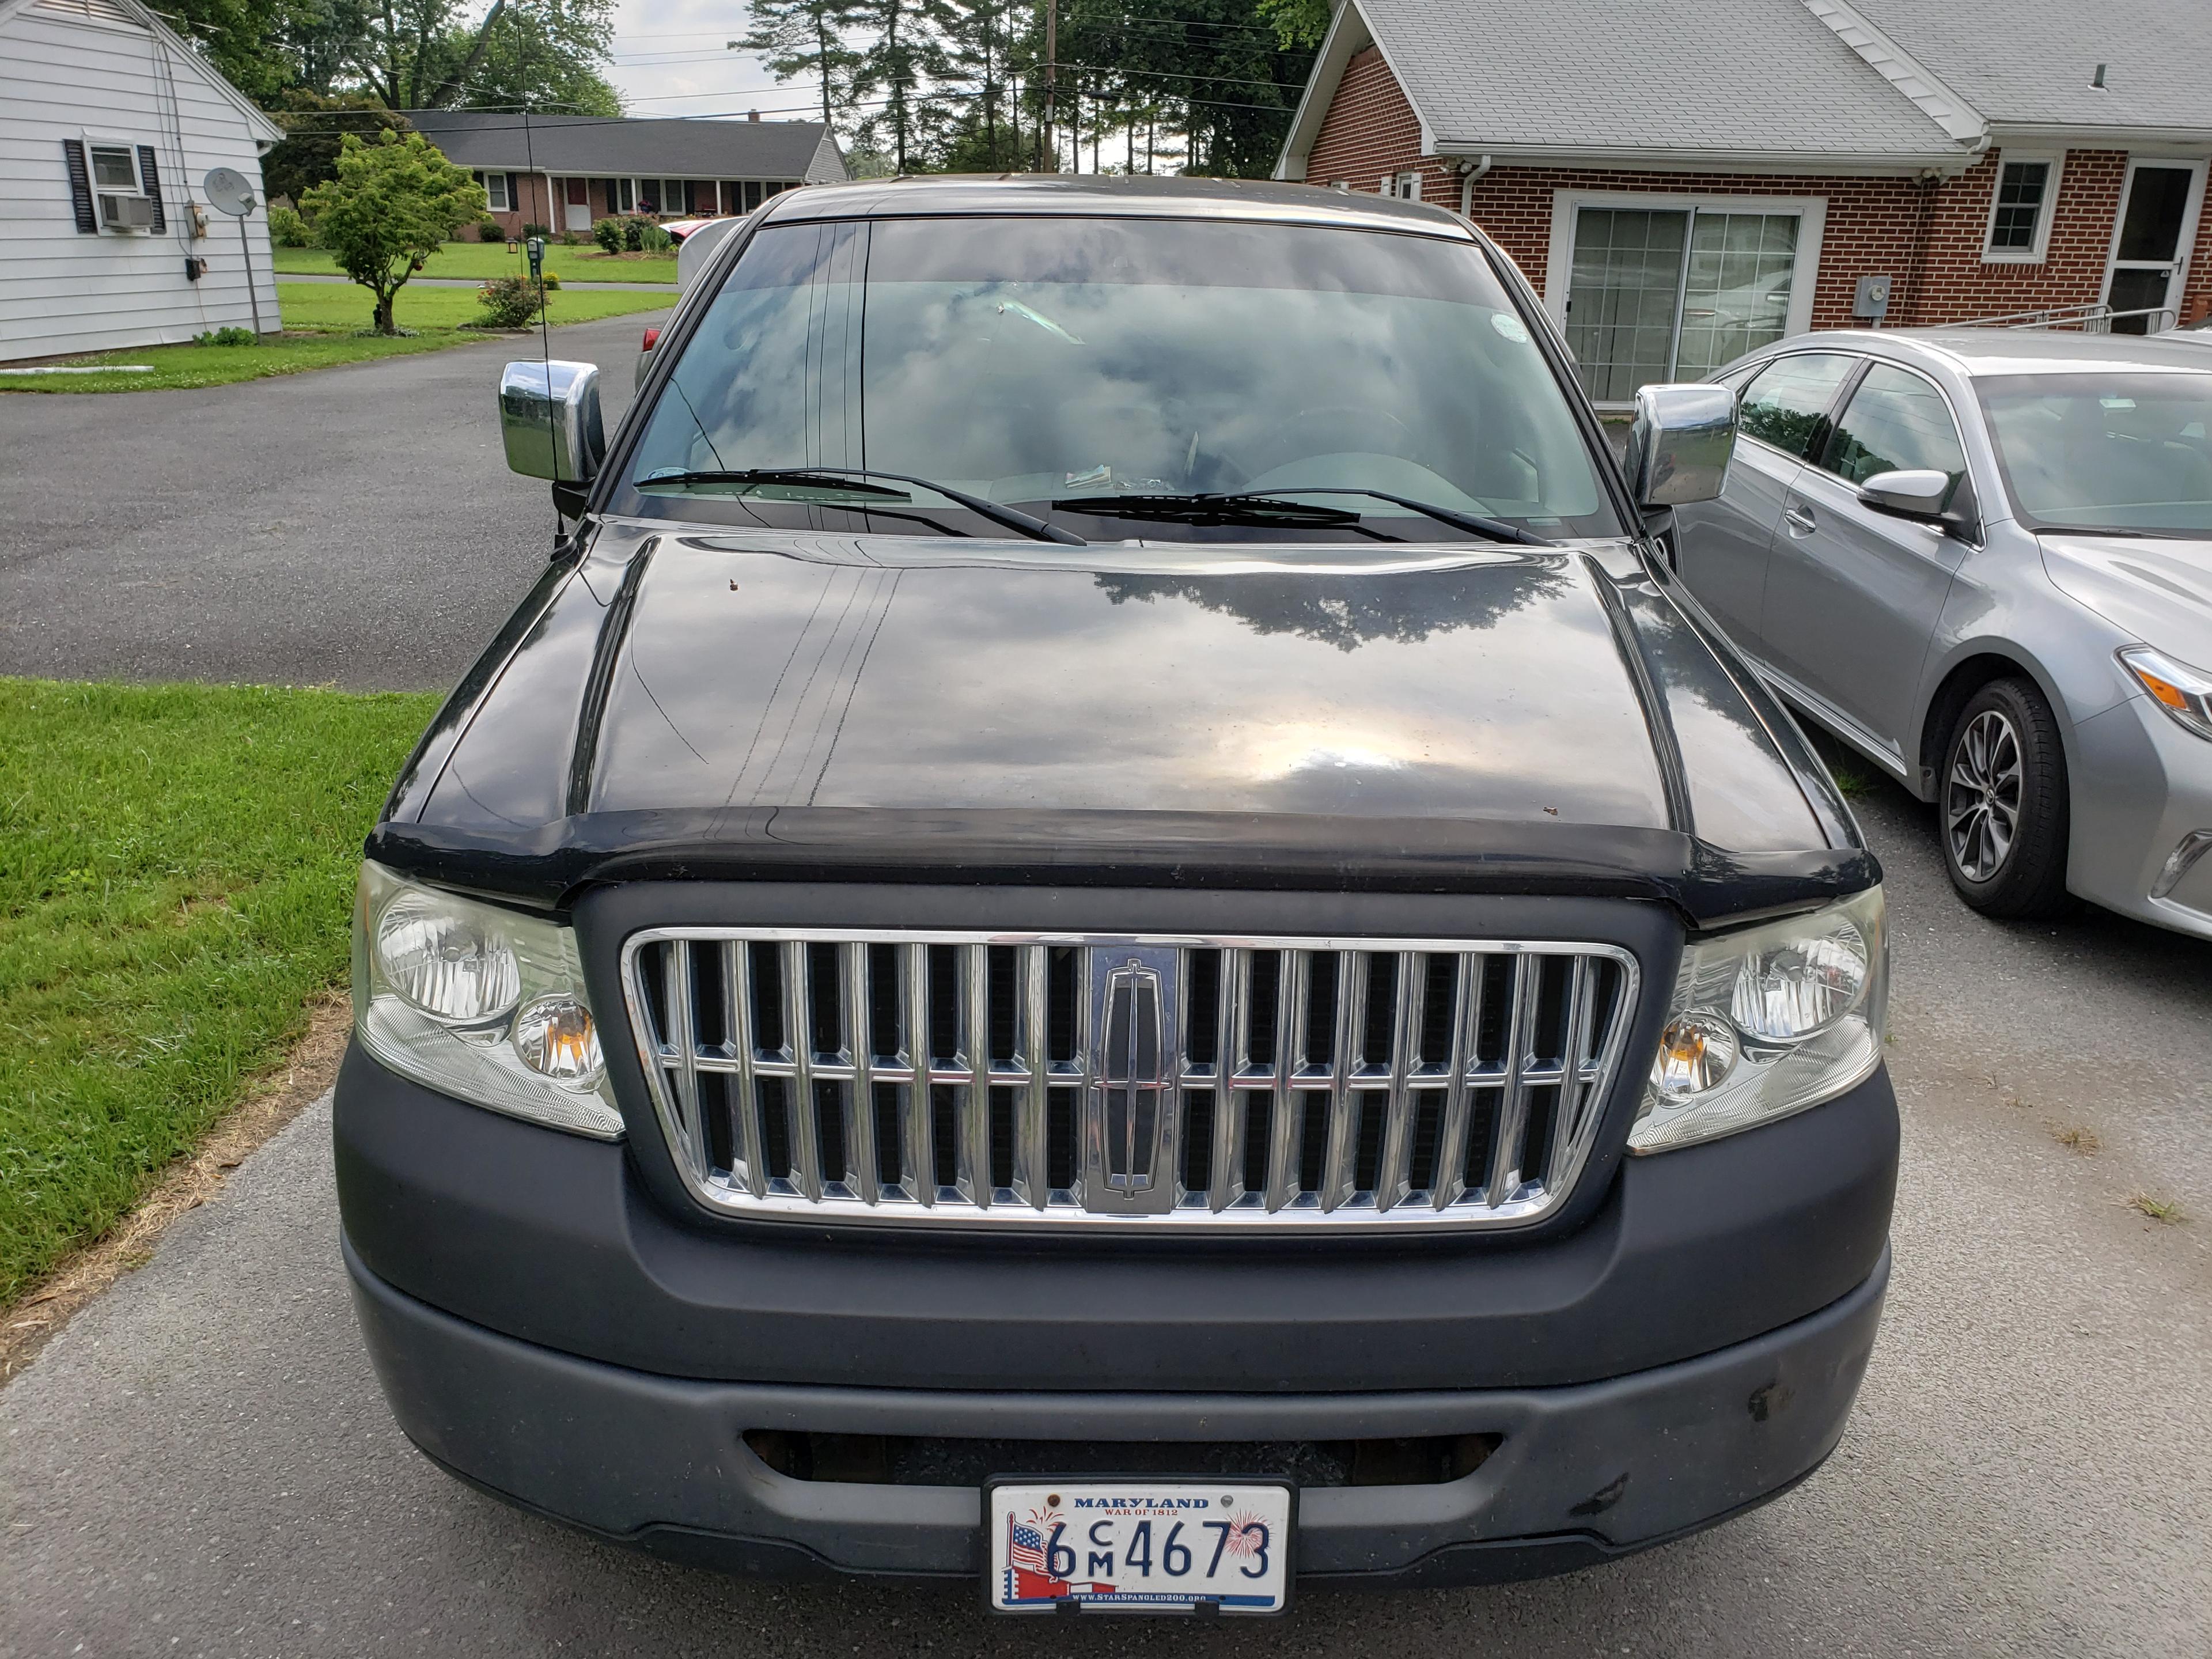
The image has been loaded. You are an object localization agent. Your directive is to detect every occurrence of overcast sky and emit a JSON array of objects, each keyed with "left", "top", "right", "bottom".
[{"left": 606, "top": 0, "right": 824, "bottom": 123}]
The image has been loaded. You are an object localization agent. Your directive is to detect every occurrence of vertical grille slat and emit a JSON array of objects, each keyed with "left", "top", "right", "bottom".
[
  {"left": 901, "top": 942, "right": 933, "bottom": 1206},
  {"left": 1018, "top": 944, "right": 1051, "bottom": 1207},
  {"left": 841, "top": 944, "right": 877, "bottom": 1201},
  {"left": 1265, "top": 950, "right": 1310, "bottom": 1213},
  {"left": 1375, "top": 949, "right": 1422, "bottom": 1211},
  {"left": 625, "top": 931, "right": 1639, "bottom": 1232}
]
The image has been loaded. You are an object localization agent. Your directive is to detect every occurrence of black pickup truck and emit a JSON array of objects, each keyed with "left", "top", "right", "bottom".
[{"left": 338, "top": 176, "right": 1895, "bottom": 1613}]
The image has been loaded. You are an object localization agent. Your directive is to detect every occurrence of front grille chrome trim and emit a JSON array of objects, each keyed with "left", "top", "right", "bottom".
[{"left": 620, "top": 929, "right": 1641, "bottom": 1234}]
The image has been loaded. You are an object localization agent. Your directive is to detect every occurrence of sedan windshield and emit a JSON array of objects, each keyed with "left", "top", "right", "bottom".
[
  {"left": 1978, "top": 370, "right": 2212, "bottom": 536},
  {"left": 615, "top": 214, "right": 1619, "bottom": 541}
]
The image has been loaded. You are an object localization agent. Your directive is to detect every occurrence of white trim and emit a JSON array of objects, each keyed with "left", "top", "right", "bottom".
[
  {"left": 1980, "top": 149, "right": 2063, "bottom": 264},
  {"left": 1427, "top": 141, "right": 1976, "bottom": 177},
  {"left": 1794, "top": 0, "right": 1988, "bottom": 145},
  {"left": 2099, "top": 156, "right": 2207, "bottom": 327}
]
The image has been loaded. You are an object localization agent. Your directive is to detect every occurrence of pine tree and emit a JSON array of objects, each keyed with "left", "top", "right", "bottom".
[{"left": 735, "top": 0, "right": 865, "bottom": 129}]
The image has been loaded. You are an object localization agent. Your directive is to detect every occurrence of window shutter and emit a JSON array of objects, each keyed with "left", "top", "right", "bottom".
[
  {"left": 62, "top": 139, "right": 98, "bottom": 233},
  {"left": 137, "top": 145, "right": 166, "bottom": 232},
  {"left": 506, "top": 172, "right": 519, "bottom": 213}
]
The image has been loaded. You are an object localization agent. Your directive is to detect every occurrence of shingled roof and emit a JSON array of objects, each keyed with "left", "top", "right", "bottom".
[
  {"left": 1277, "top": 0, "right": 2212, "bottom": 180},
  {"left": 403, "top": 109, "right": 847, "bottom": 184}
]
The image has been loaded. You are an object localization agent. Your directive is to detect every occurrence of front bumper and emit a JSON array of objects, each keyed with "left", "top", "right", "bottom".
[
  {"left": 2071, "top": 692, "right": 2212, "bottom": 939},
  {"left": 349, "top": 1236, "right": 1888, "bottom": 1586}
]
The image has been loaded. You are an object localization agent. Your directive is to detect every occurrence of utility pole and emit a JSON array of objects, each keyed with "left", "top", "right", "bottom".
[{"left": 1042, "top": 0, "right": 1057, "bottom": 172}]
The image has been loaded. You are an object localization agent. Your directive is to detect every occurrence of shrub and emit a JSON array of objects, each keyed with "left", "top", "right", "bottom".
[
  {"left": 476, "top": 274, "right": 548, "bottom": 329},
  {"left": 267, "top": 206, "right": 314, "bottom": 247},
  {"left": 592, "top": 215, "right": 625, "bottom": 254},
  {"left": 520, "top": 221, "right": 552, "bottom": 239},
  {"left": 476, "top": 217, "right": 505, "bottom": 243},
  {"left": 539, "top": 271, "right": 561, "bottom": 289},
  {"left": 300, "top": 130, "right": 484, "bottom": 334},
  {"left": 193, "top": 326, "right": 258, "bottom": 346},
  {"left": 637, "top": 221, "right": 673, "bottom": 253}
]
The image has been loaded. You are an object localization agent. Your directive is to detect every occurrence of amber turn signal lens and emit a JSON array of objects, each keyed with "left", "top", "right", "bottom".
[
  {"left": 511, "top": 994, "right": 604, "bottom": 1085},
  {"left": 1652, "top": 1012, "right": 1738, "bottom": 1097}
]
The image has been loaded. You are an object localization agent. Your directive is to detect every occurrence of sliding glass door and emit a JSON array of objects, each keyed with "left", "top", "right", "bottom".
[{"left": 1565, "top": 204, "right": 1805, "bottom": 401}]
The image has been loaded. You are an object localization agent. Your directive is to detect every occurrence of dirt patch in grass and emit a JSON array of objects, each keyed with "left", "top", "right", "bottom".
[{"left": 1, "top": 995, "right": 350, "bottom": 1384}]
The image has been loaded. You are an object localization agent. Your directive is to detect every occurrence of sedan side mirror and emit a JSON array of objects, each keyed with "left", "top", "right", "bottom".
[
  {"left": 499, "top": 360, "right": 605, "bottom": 485},
  {"left": 1857, "top": 468, "right": 1953, "bottom": 520},
  {"left": 1624, "top": 382, "right": 1737, "bottom": 508}
]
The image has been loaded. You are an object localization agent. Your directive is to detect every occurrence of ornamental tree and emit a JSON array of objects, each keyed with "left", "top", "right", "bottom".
[{"left": 301, "top": 130, "right": 485, "bottom": 335}]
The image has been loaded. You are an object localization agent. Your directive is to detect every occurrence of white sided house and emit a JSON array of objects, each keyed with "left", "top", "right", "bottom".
[{"left": 0, "top": 0, "right": 282, "bottom": 364}]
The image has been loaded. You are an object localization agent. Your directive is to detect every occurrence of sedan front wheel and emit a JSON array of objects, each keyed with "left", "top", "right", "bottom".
[{"left": 1940, "top": 678, "right": 2070, "bottom": 918}]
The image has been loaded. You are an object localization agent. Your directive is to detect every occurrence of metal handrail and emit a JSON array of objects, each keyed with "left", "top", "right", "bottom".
[{"left": 1951, "top": 301, "right": 2180, "bottom": 334}]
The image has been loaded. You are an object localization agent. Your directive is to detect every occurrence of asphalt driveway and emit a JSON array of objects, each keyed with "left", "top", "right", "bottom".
[
  {"left": 0, "top": 310, "right": 661, "bottom": 692},
  {"left": 3, "top": 772, "right": 2208, "bottom": 1658}
]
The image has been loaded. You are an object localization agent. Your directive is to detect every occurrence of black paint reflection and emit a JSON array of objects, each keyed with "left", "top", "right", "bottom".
[{"left": 1094, "top": 565, "right": 1570, "bottom": 653}]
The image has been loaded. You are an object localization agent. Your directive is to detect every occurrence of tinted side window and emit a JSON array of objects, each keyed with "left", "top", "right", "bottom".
[
  {"left": 1738, "top": 353, "right": 1857, "bottom": 458},
  {"left": 1823, "top": 364, "right": 1967, "bottom": 493}
]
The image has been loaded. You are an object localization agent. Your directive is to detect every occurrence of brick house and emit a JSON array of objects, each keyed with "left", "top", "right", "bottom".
[
  {"left": 403, "top": 109, "right": 848, "bottom": 240},
  {"left": 1274, "top": 0, "right": 2212, "bottom": 405}
]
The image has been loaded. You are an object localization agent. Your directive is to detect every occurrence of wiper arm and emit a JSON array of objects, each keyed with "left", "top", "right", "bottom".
[
  {"left": 1050, "top": 492, "right": 1365, "bottom": 528},
  {"left": 638, "top": 467, "right": 1086, "bottom": 546},
  {"left": 1248, "top": 487, "right": 1554, "bottom": 546},
  {"left": 1054, "top": 488, "right": 1552, "bottom": 545}
]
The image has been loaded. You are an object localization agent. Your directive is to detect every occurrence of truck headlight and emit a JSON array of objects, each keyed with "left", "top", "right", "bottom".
[
  {"left": 351, "top": 861, "right": 623, "bottom": 1139},
  {"left": 1631, "top": 886, "right": 1887, "bottom": 1153}
]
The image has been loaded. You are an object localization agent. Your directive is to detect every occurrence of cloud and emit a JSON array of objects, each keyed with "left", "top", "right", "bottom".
[{"left": 608, "top": 0, "right": 812, "bottom": 118}]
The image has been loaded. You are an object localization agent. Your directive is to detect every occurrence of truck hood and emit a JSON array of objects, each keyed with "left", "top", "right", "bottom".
[
  {"left": 374, "top": 527, "right": 1866, "bottom": 922},
  {"left": 2040, "top": 532, "right": 2212, "bottom": 668}
]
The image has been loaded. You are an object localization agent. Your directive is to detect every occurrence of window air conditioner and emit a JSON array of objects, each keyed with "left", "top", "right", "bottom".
[{"left": 99, "top": 192, "right": 154, "bottom": 229}]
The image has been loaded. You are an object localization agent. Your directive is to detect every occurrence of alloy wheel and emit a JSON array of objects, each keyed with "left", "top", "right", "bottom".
[{"left": 1946, "top": 709, "right": 2022, "bottom": 883}]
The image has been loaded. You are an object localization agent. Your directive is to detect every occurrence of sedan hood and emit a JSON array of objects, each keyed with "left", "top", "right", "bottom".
[
  {"left": 374, "top": 527, "right": 1864, "bottom": 921},
  {"left": 2040, "top": 532, "right": 2212, "bottom": 668}
]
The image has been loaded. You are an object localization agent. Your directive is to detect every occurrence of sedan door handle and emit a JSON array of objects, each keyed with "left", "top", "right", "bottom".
[{"left": 1783, "top": 503, "right": 1817, "bottom": 536}]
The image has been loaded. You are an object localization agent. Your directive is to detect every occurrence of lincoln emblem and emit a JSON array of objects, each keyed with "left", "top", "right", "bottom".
[{"left": 1085, "top": 947, "right": 1180, "bottom": 1207}]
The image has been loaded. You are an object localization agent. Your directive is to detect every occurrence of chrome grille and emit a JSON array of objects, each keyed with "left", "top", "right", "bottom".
[{"left": 620, "top": 930, "right": 1640, "bottom": 1233}]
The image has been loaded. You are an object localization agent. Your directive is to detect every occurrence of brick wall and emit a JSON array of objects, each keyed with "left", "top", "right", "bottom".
[{"left": 1305, "top": 47, "right": 2212, "bottom": 331}]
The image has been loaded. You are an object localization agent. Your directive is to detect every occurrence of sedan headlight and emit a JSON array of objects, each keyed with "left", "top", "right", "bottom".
[
  {"left": 2120, "top": 646, "right": 2212, "bottom": 742},
  {"left": 1631, "top": 886, "right": 1887, "bottom": 1153},
  {"left": 351, "top": 861, "right": 623, "bottom": 1139}
]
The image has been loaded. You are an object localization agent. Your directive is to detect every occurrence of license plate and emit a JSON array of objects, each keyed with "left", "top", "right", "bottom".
[{"left": 986, "top": 1479, "right": 1293, "bottom": 1615}]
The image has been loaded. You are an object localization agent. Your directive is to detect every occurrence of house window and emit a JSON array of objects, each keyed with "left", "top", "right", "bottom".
[
  {"left": 478, "top": 171, "right": 510, "bottom": 211},
  {"left": 1381, "top": 171, "right": 1421, "bottom": 200},
  {"left": 1984, "top": 156, "right": 2059, "bottom": 260},
  {"left": 663, "top": 179, "right": 689, "bottom": 214},
  {"left": 89, "top": 143, "right": 141, "bottom": 193},
  {"left": 1552, "top": 194, "right": 1824, "bottom": 404}
]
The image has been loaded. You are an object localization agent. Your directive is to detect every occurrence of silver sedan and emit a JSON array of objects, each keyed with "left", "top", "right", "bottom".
[{"left": 1669, "top": 329, "right": 2212, "bottom": 939}]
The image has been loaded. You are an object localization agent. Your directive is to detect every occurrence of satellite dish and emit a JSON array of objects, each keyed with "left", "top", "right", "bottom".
[{"left": 203, "top": 166, "right": 256, "bottom": 217}]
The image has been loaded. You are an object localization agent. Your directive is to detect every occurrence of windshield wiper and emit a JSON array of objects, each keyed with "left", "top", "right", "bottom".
[
  {"left": 1051, "top": 489, "right": 1551, "bottom": 546},
  {"left": 1050, "top": 492, "right": 1367, "bottom": 529},
  {"left": 1251, "top": 487, "right": 1554, "bottom": 546},
  {"left": 637, "top": 467, "right": 1086, "bottom": 546}
]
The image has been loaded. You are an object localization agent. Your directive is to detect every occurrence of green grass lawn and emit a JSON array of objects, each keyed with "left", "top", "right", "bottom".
[
  {"left": 272, "top": 239, "right": 678, "bottom": 284},
  {"left": 272, "top": 278, "right": 669, "bottom": 332},
  {"left": 0, "top": 679, "right": 441, "bottom": 1304},
  {"left": 0, "top": 281, "right": 670, "bottom": 392}
]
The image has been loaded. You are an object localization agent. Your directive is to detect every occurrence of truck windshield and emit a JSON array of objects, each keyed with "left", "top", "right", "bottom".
[
  {"left": 615, "top": 215, "right": 1620, "bottom": 541},
  {"left": 1978, "top": 371, "right": 2212, "bottom": 537}
]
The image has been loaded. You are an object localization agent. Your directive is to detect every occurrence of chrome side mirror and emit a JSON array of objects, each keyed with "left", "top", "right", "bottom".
[
  {"left": 499, "top": 360, "right": 605, "bottom": 484},
  {"left": 1857, "top": 468, "right": 1953, "bottom": 520},
  {"left": 1626, "top": 382, "right": 1737, "bottom": 508}
]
